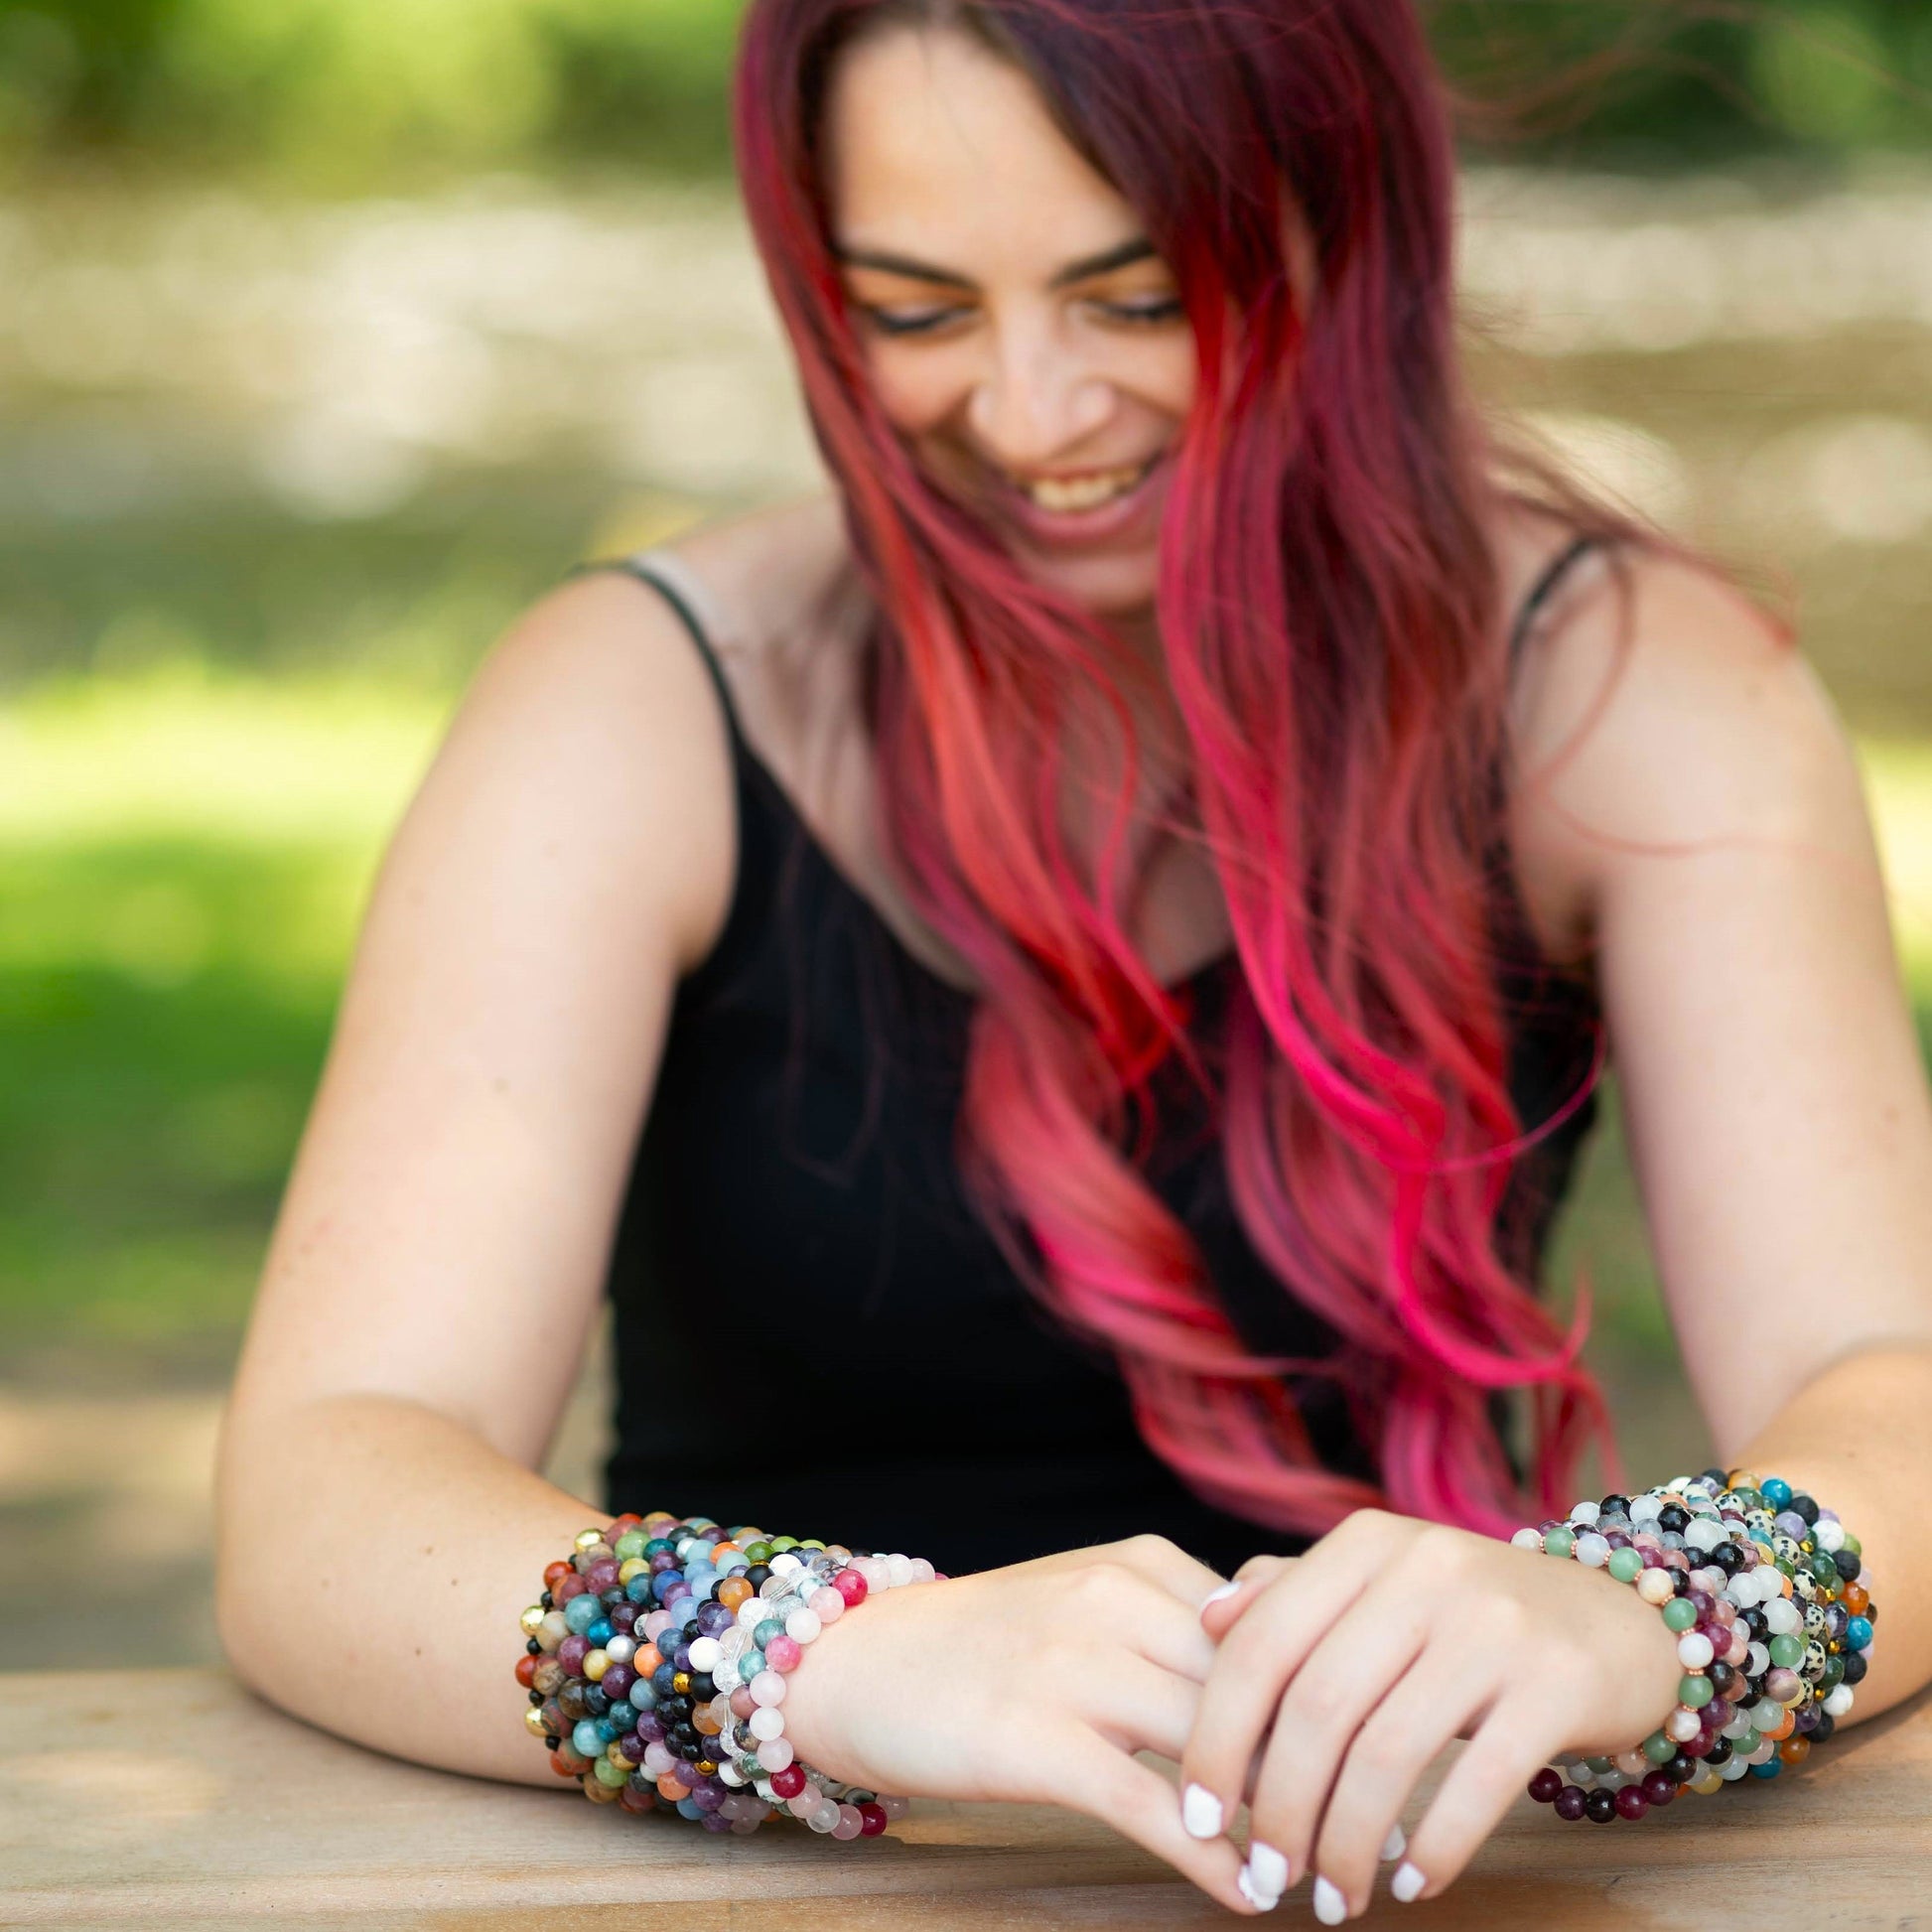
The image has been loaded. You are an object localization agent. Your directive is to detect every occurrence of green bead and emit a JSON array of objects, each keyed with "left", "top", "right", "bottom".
[
  {"left": 1662, "top": 1598, "right": 1698, "bottom": 1632},
  {"left": 1822, "top": 1654, "right": 1846, "bottom": 1690},
  {"left": 1776, "top": 1558, "right": 1795, "bottom": 1579},
  {"left": 769, "top": 1536, "right": 799, "bottom": 1554},
  {"left": 592, "top": 1755, "right": 627, "bottom": 1788},
  {"left": 1586, "top": 1756, "right": 1613, "bottom": 1774},
  {"left": 799, "top": 1539, "right": 826, "bottom": 1551},
  {"left": 1678, "top": 1674, "right": 1714, "bottom": 1708},
  {"left": 1810, "top": 1553, "right": 1840, "bottom": 1586},
  {"left": 743, "top": 1543, "right": 772, "bottom": 1566},
  {"left": 1735, "top": 1726, "right": 1760, "bottom": 1754},
  {"left": 1642, "top": 1730, "right": 1677, "bottom": 1764},
  {"left": 1842, "top": 1532, "right": 1862, "bottom": 1556},
  {"left": 1544, "top": 1529, "right": 1576, "bottom": 1558},
  {"left": 614, "top": 1531, "right": 646, "bottom": 1561},
  {"left": 1608, "top": 1548, "right": 1643, "bottom": 1583},
  {"left": 1769, "top": 1634, "right": 1804, "bottom": 1669},
  {"left": 754, "top": 1619, "right": 784, "bottom": 1649}
]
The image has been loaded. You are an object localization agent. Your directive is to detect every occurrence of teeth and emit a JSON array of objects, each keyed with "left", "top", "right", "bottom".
[{"left": 1018, "top": 460, "right": 1152, "bottom": 512}]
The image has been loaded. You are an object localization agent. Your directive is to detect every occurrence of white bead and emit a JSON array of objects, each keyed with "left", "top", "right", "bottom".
[
  {"left": 1574, "top": 1533, "right": 1609, "bottom": 1568},
  {"left": 1816, "top": 1518, "right": 1846, "bottom": 1554},
  {"left": 687, "top": 1636, "right": 722, "bottom": 1673},
  {"left": 1568, "top": 1500, "right": 1600, "bottom": 1525},
  {"left": 770, "top": 1553, "right": 804, "bottom": 1577},
  {"left": 1825, "top": 1685, "right": 1855, "bottom": 1718},
  {"left": 906, "top": 1558, "right": 936, "bottom": 1584},
  {"left": 1677, "top": 1631, "right": 1714, "bottom": 1669},
  {"left": 1763, "top": 1598, "right": 1801, "bottom": 1635},
  {"left": 1511, "top": 1528, "right": 1543, "bottom": 1550},
  {"left": 1721, "top": 1754, "right": 1752, "bottom": 1780},
  {"left": 1745, "top": 1642, "right": 1769, "bottom": 1677},
  {"left": 750, "top": 1706, "right": 785, "bottom": 1741},
  {"left": 785, "top": 1607, "right": 822, "bottom": 1643},
  {"left": 1686, "top": 1517, "right": 1725, "bottom": 1552},
  {"left": 887, "top": 1553, "right": 914, "bottom": 1587},
  {"left": 1630, "top": 1495, "right": 1663, "bottom": 1522},
  {"left": 1667, "top": 1708, "right": 1704, "bottom": 1742},
  {"left": 718, "top": 1761, "right": 745, "bottom": 1787}
]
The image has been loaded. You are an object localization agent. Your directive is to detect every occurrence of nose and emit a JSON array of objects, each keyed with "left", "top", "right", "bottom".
[{"left": 965, "top": 316, "right": 1113, "bottom": 470}]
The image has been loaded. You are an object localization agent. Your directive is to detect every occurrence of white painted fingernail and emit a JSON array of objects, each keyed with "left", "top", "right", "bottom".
[
  {"left": 1391, "top": 1861, "right": 1428, "bottom": 1903},
  {"left": 1380, "top": 1821, "right": 1407, "bottom": 1863},
  {"left": 1203, "top": 1581, "right": 1242, "bottom": 1605},
  {"left": 1244, "top": 1841, "right": 1290, "bottom": 1899},
  {"left": 1312, "top": 1875, "right": 1348, "bottom": 1925},
  {"left": 1237, "top": 1864, "right": 1282, "bottom": 1912},
  {"left": 1181, "top": 1782, "right": 1224, "bottom": 1839}
]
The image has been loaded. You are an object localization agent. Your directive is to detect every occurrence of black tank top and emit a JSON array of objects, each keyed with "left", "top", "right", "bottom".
[{"left": 597, "top": 535, "right": 1607, "bottom": 1576}]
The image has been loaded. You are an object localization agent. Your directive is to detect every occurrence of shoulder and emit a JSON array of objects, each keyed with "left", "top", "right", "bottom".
[{"left": 1502, "top": 524, "right": 1864, "bottom": 970}]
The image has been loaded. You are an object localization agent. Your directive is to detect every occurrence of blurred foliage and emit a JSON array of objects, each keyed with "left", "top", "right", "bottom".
[{"left": 0, "top": 0, "right": 1928, "bottom": 188}]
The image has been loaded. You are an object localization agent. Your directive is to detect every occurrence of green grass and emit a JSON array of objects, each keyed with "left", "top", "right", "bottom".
[{"left": 6, "top": 663, "right": 1932, "bottom": 1381}]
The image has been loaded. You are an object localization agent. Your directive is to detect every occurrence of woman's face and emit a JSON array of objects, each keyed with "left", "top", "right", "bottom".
[{"left": 822, "top": 24, "right": 1196, "bottom": 622}]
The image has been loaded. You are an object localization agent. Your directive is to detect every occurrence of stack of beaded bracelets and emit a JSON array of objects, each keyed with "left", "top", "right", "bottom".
[
  {"left": 1509, "top": 1466, "right": 1875, "bottom": 1824},
  {"left": 516, "top": 1509, "right": 938, "bottom": 1837}
]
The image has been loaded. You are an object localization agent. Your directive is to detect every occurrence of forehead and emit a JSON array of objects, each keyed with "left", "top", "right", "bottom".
[{"left": 821, "top": 25, "right": 1141, "bottom": 269}]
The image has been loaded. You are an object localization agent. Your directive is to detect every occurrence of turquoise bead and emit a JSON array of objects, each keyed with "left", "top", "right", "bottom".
[
  {"left": 1761, "top": 1477, "right": 1793, "bottom": 1509},
  {"left": 743, "top": 1649, "right": 765, "bottom": 1678},
  {"left": 1848, "top": 1614, "right": 1873, "bottom": 1650},
  {"left": 755, "top": 1619, "right": 785, "bottom": 1649},
  {"left": 1748, "top": 1756, "right": 1783, "bottom": 1779},
  {"left": 572, "top": 1719, "right": 603, "bottom": 1758},
  {"left": 564, "top": 1594, "right": 602, "bottom": 1635}
]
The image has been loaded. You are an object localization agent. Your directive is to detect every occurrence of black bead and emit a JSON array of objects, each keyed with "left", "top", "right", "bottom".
[
  {"left": 664, "top": 1694, "right": 693, "bottom": 1722},
  {"left": 1812, "top": 1712, "right": 1836, "bottom": 1743},
  {"left": 1791, "top": 1493, "right": 1820, "bottom": 1526},
  {"left": 1834, "top": 1550, "right": 1862, "bottom": 1583},
  {"left": 585, "top": 1687, "right": 611, "bottom": 1717},
  {"left": 1843, "top": 1650, "right": 1868, "bottom": 1685},
  {"left": 1599, "top": 1495, "right": 1629, "bottom": 1517},
  {"left": 1671, "top": 1571, "right": 1694, "bottom": 1596},
  {"left": 669, "top": 1722, "right": 699, "bottom": 1750},
  {"left": 540, "top": 1590, "right": 554, "bottom": 1610},
  {"left": 1710, "top": 1542, "right": 1744, "bottom": 1575},
  {"left": 1585, "top": 1790, "right": 1617, "bottom": 1822},
  {"left": 1666, "top": 1752, "right": 1697, "bottom": 1784},
  {"left": 1708, "top": 1661, "right": 1737, "bottom": 1698},
  {"left": 676, "top": 1737, "right": 704, "bottom": 1761},
  {"left": 528, "top": 1689, "right": 543, "bottom": 1706},
  {"left": 683, "top": 1620, "right": 702, "bottom": 1642},
  {"left": 602, "top": 1587, "right": 624, "bottom": 1607},
  {"left": 746, "top": 1565, "right": 772, "bottom": 1587},
  {"left": 1658, "top": 1505, "right": 1689, "bottom": 1533},
  {"left": 1743, "top": 1608, "right": 1768, "bottom": 1639},
  {"left": 543, "top": 1733, "right": 560, "bottom": 1750},
  {"left": 689, "top": 1672, "right": 717, "bottom": 1701},
  {"left": 1704, "top": 1735, "right": 1732, "bottom": 1766},
  {"left": 526, "top": 1638, "right": 542, "bottom": 1655},
  {"left": 628, "top": 1771, "right": 654, "bottom": 1795}
]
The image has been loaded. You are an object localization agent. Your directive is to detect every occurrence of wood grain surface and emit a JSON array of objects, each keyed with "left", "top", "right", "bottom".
[{"left": 0, "top": 1667, "right": 1926, "bottom": 1928}]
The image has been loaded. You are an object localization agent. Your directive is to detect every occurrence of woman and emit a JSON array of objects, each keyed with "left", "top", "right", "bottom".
[{"left": 213, "top": 0, "right": 1932, "bottom": 1919}]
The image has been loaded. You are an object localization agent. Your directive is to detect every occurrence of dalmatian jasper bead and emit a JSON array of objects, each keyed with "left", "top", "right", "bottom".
[
  {"left": 1803, "top": 1638, "right": 1829, "bottom": 1680},
  {"left": 1773, "top": 1532, "right": 1805, "bottom": 1565},
  {"left": 1791, "top": 1569, "right": 1820, "bottom": 1606},
  {"left": 1745, "top": 1509, "right": 1775, "bottom": 1534},
  {"left": 1804, "top": 1600, "right": 1829, "bottom": 1639}
]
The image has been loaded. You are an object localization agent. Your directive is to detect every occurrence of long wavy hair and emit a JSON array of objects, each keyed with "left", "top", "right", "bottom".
[{"left": 733, "top": 0, "right": 1745, "bottom": 1540}]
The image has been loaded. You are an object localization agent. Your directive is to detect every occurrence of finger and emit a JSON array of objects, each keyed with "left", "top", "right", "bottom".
[
  {"left": 1060, "top": 1729, "right": 1263, "bottom": 1916},
  {"left": 1086, "top": 1651, "right": 1206, "bottom": 1762},
  {"left": 1393, "top": 1686, "right": 1577, "bottom": 1909},
  {"left": 1200, "top": 1556, "right": 1295, "bottom": 1636},
  {"left": 1176, "top": 1515, "right": 1396, "bottom": 1842},
  {"left": 1234, "top": 1568, "right": 1432, "bottom": 1906},
  {"left": 1014, "top": 1532, "right": 1231, "bottom": 1608},
  {"left": 1299, "top": 1640, "right": 1501, "bottom": 1922}
]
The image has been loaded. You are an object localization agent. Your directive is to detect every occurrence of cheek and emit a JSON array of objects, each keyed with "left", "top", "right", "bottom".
[{"left": 864, "top": 347, "right": 960, "bottom": 437}]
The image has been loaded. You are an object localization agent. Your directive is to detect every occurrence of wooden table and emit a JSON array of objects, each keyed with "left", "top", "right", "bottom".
[{"left": 2, "top": 1669, "right": 1928, "bottom": 1927}]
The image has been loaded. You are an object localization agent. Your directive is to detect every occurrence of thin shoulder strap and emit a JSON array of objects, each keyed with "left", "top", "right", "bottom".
[
  {"left": 575, "top": 551, "right": 747, "bottom": 747},
  {"left": 1508, "top": 531, "right": 1603, "bottom": 663}
]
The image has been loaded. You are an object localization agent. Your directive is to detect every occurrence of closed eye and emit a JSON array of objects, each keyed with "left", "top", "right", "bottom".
[{"left": 858, "top": 296, "right": 1184, "bottom": 338}]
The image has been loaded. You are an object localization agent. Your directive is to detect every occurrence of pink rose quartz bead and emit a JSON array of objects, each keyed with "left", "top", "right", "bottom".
[
  {"left": 787, "top": 1792, "right": 820, "bottom": 1819},
  {"left": 809, "top": 1587, "right": 844, "bottom": 1623},
  {"left": 764, "top": 1634, "right": 802, "bottom": 1672},
  {"left": 758, "top": 1735, "right": 794, "bottom": 1771},
  {"left": 750, "top": 1670, "right": 787, "bottom": 1708},
  {"left": 832, "top": 1804, "right": 866, "bottom": 1840},
  {"left": 749, "top": 1706, "right": 785, "bottom": 1741}
]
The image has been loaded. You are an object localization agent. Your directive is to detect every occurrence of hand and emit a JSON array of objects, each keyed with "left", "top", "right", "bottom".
[
  {"left": 780, "top": 1533, "right": 1273, "bottom": 1912},
  {"left": 1178, "top": 1508, "right": 1685, "bottom": 1917}
]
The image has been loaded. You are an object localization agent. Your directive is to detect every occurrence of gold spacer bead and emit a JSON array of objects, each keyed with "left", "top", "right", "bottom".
[
  {"left": 520, "top": 1604, "right": 547, "bottom": 1636},
  {"left": 672, "top": 1671, "right": 692, "bottom": 1695},
  {"left": 695, "top": 1758, "right": 717, "bottom": 1777},
  {"left": 576, "top": 1528, "right": 606, "bottom": 1553},
  {"left": 524, "top": 1707, "right": 549, "bottom": 1737}
]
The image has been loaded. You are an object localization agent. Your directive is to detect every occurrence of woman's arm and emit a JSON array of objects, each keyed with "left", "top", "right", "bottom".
[{"left": 214, "top": 570, "right": 738, "bottom": 1780}]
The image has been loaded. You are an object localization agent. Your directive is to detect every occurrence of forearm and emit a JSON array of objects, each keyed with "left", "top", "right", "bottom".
[
  {"left": 1727, "top": 1337, "right": 1932, "bottom": 1726},
  {"left": 214, "top": 1389, "right": 595, "bottom": 1786}
]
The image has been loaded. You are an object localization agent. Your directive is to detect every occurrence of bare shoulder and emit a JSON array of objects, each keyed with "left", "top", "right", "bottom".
[{"left": 1502, "top": 527, "right": 1865, "bottom": 971}]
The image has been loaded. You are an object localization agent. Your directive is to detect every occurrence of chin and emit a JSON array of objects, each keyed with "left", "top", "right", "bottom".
[{"left": 1013, "top": 548, "right": 1161, "bottom": 621}]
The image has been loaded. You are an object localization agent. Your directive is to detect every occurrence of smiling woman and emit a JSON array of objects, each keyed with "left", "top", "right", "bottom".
[{"left": 213, "top": 0, "right": 1932, "bottom": 1923}]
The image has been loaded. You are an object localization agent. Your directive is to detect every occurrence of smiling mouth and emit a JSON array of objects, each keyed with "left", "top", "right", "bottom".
[{"left": 1001, "top": 454, "right": 1162, "bottom": 513}]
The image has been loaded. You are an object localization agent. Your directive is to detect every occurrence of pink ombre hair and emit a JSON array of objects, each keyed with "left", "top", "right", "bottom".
[{"left": 732, "top": 0, "right": 1767, "bottom": 1540}]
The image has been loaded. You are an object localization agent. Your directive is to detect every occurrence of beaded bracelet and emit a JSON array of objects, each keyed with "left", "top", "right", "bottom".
[
  {"left": 517, "top": 1510, "right": 935, "bottom": 1837},
  {"left": 1510, "top": 1467, "right": 1875, "bottom": 1824}
]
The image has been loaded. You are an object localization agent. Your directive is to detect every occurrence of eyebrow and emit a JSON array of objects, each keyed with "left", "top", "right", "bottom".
[{"left": 830, "top": 236, "right": 1159, "bottom": 291}]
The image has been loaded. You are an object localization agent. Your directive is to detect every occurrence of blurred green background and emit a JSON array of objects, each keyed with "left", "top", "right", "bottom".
[{"left": 4, "top": 1, "right": 1932, "bottom": 1667}]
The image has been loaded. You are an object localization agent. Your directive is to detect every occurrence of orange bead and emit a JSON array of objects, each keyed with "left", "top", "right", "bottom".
[
  {"left": 1844, "top": 1581, "right": 1870, "bottom": 1616},
  {"left": 717, "top": 1577, "right": 754, "bottom": 1611},
  {"left": 694, "top": 1708, "right": 723, "bottom": 1735},
  {"left": 634, "top": 1644, "right": 662, "bottom": 1676},
  {"left": 514, "top": 1653, "right": 538, "bottom": 1689},
  {"left": 1767, "top": 1709, "right": 1795, "bottom": 1740},
  {"left": 657, "top": 1775, "right": 691, "bottom": 1801},
  {"left": 1780, "top": 1735, "right": 1812, "bottom": 1765},
  {"left": 543, "top": 1561, "right": 573, "bottom": 1592}
]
